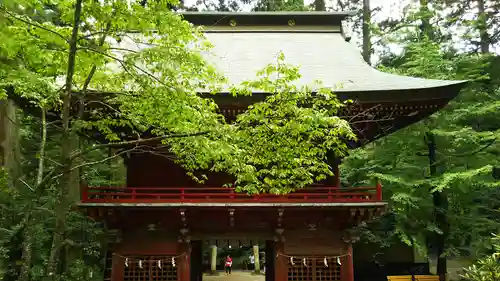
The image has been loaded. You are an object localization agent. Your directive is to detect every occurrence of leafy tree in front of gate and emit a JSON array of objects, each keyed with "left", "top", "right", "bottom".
[{"left": 0, "top": 0, "right": 356, "bottom": 279}]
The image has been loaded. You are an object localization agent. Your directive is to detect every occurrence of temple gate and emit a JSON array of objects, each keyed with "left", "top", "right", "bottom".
[{"left": 71, "top": 11, "right": 466, "bottom": 281}]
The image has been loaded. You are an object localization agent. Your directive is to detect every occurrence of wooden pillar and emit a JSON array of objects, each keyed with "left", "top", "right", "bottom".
[
  {"left": 334, "top": 156, "right": 342, "bottom": 188},
  {"left": 253, "top": 245, "right": 261, "bottom": 273},
  {"left": 210, "top": 245, "right": 217, "bottom": 273},
  {"left": 178, "top": 241, "right": 190, "bottom": 281},
  {"left": 343, "top": 243, "right": 354, "bottom": 281},
  {"left": 111, "top": 253, "right": 124, "bottom": 281},
  {"left": 275, "top": 241, "right": 287, "bottom": 281}
]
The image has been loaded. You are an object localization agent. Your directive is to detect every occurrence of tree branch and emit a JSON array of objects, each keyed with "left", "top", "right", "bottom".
[
  {"left": 81, "top": 21, "right": 112, "bottom": 92},
  {"left": 68, "top": 148, "right": 130, "bottom": 173},
  {"left": 70, "top": 131, "right": 209, "bottom": 159},
  {"left": 443, "top": 138, "right": 496, "bottom": 158},
  {"left": 2, "top": 9, "right": 69, "bottom": 43},
  {"left": 77, "top": 46, "right": 172, "bottom": 89},
  {"left": 424, "top": 138, "right": 497, "bottom": 167}
]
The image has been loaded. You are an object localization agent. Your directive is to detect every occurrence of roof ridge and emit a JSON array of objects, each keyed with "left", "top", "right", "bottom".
[{"left": 179, "top": 11, "right": 351, "bottom": 27}]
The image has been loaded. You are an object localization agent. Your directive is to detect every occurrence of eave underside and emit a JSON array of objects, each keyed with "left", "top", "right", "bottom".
[{"left": 82, "top": 203, "right": 387, "bottom": 235}]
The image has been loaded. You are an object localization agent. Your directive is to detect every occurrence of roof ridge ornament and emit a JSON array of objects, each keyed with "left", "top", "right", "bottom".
[{"left": 341, "top": 20, "right": 352, "bottom": 42}]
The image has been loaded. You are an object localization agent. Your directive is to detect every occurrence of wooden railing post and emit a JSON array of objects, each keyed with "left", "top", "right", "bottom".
[
  {"left": 230, "top": 188, "right": 235, "bottom": 199},
  {"left": 131, "top": 188, "right": 136, "bottom": 200},
  {"left": 180, "top": 187, "right": 185, "bottom": 201},
  {"left": 334, "top": 164, "right": 341, "bottom": 197},
  {"left": 375, "top": 180, "right": 382, "bottom": 201},
  {"left": 80, "top": 182, "right": 89, "bottom": 201}
]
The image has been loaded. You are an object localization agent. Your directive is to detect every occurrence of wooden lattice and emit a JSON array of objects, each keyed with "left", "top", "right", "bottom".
[
  {"left": 287, "top": 258, "right": 341, "bottom": 281},
  {"left": 315, "top": 259, "right": 341, "bottom": 281},
  {"left": 123, "top": 255, "right": 178, "bottom": 281},
  {"left": 288, "top": 258, "right": 313, "bottom": 281}
]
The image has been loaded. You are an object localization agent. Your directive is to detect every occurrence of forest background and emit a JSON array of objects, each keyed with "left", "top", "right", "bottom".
[{"left": 0, "top": 0, "right": 499, "bottom": 281}]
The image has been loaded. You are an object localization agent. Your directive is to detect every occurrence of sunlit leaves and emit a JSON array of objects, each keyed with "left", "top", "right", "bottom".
[
  {"left": 461, "top": 235, "right": 500, "bottom": 281},
  {"left": 168, "top": 52, "right": 355, "bottom": 194},
  {"left": 1, "top": 0, "right": 356, "bottom": 197}
]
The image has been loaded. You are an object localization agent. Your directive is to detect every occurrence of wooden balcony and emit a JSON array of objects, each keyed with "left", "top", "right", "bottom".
[{"left": 80, "top": 184, "right": 383, "bottom": 204}]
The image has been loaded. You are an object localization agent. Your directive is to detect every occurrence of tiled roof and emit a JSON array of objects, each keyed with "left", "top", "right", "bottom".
[
  {"left": 200, "top": 32, "right": 466, "bottom": 93},
  {"left": 112, "top": 12, "right": 466, "bottom": 101}
]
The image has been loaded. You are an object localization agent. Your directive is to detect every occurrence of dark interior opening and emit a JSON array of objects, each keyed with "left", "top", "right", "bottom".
[
  {"left": 265, "top": 240, "right": 276, "bottom": 281},
  {"left": 191, "top": 240, "right": 274, "bottom": 281},
  {"left": 191, "top": 240, "right": 203, "bottom": 281}
]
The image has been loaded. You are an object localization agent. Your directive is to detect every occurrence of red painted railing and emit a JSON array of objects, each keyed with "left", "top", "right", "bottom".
[{"left": 80, "top": 183, "right": 383, "bottom": 203}]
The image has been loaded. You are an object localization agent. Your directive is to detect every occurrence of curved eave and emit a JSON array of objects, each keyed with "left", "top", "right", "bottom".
[
  {"left": 8, "top": 79, "right": 467, "bottom": 148},
  {"left": 204, "top": 81, "right": 468, "bottom": 105},
  {"left": 336, "top": 80, "right": 468, "bottom": 102}
]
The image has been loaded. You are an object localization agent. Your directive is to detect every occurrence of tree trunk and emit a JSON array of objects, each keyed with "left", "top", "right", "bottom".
[
  {"left": 18, "top": 225, "right": 34, "bottom": 281},
  {"left": 36, "top": 108, "right": 47, "bottom": 185},
  {"left": 0, "top": 99, "right": 21, "bottom": 188},
  {"left": 314, "top": 0, "right": 325, "bottom": 11},
  {"left": 426, "top": 132, "right": 448, "bottom": 281},
  {"left": 45, "top": 0, "right": 83, "bottom": 278},
  {"left": 476, "top": 0, "right": 489, "bottom": 53},
  {"left": 362, "top": 0, "right": 371, "bottom": 65}
]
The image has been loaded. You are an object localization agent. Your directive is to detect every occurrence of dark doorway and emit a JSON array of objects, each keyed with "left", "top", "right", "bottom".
[{"left": 191, "top": 240, "right": 203, "bottom": 281}]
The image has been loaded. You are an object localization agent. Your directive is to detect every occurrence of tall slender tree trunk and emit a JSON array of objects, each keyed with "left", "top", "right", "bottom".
[
  {"left": 419, "top": 0, "right": 434, "bottom": 39},
  {"left": 476, "top": 0, "right": 490, "bottom": 53},
  {"left": 426, "top": 132, "right": 448, "bottom": 281},
  {"left": 46, "top": 0, "right": 83, "bottom": 278},
  {"left": 37, "top": 108, "right": 47, "bottom": 185},
  {"left": 362, "top": 0, "right": 371, "bottom": 65},
  {"left": 416, "top": 1, "right": 446, "bottom": 276}
]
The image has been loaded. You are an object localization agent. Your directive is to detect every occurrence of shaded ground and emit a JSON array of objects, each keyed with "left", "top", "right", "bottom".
[{"left": 204, "top": 270, "right": 265, "bottom": 281}]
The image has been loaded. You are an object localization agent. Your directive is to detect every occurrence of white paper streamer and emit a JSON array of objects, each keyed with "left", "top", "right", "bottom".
[
  {"left": 290, "top": 257, "right": 295, "bottom": 265},
  {"left": 337, "top": 257, "right": 341, "bottom": 265},
  {"left": 158, "top": 260, "right": 162, "bottom": 269},
  {"left": 172, "top": 257, "right": 176, "bottom": 267},
  {"left": 324, "top": 257, "right": 328, "bottom": 267},
  {"left": 125, "top": 258, "right": 129, "bottom": 267},
  {"left": 303, "top": 258, "right": 307, "bottom": 267},
  {"left": 139, "top": 260, "right": 143, "bottom": 269}
]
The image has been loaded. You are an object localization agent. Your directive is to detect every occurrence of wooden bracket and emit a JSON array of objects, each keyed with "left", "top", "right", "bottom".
[
  {"left": 179, "top": 208, "right": 189, "bottom": 231},
  {"left": 277, "top": 208, "right": 284, "bottom": 228},
  {"left": 179, "top": 228, "right": 190, "bottom": 243},
  {"left": 228, "top": 208, "right": 235, "bottom": 227}
]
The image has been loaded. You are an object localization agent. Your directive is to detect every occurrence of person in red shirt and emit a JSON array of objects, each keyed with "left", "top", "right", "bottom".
[{"left": 225, "top": 255, "right": 233, "bottom": 275}]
